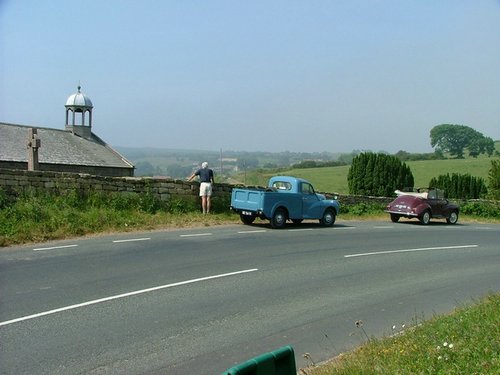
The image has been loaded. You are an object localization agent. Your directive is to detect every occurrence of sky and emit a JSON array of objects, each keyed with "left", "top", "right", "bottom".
[{"left": 1, "top": 0, "right": 499, "bottom": 154}]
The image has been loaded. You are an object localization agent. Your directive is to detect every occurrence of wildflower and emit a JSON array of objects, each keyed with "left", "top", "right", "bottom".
[
  {"left": 438, "top": 356, "right": 443, "bottom": 360},
  {"left": 448, "top": 343, "right": 454, "bottom": 349},
  {"left": 392, "top": 325, "right": 396, "bottom": 330},
  {"left": 436, "top": 346, "right": 440, "bottom": 350},
  {"left": 443, "top": 342, "right": 448, "bottom": 347}
]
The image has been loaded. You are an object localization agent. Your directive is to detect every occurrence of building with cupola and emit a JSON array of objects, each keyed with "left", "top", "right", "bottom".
[{"left": 0, "top": 86, "right": 135, "bottom": 177}]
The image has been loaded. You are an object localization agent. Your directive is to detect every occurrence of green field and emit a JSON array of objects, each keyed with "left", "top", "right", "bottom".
[{"left": 241, "top": 157, "right": 497, "bottom": 195}]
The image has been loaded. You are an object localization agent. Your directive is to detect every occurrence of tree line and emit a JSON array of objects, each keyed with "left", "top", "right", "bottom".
[{"left": 347, "top": 152, "right": 498, "bottom": 200}]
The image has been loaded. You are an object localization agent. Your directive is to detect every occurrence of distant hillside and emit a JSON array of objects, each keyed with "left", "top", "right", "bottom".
[
  {"left": 116, "top": 143, "right": 499, "bottom": 191},
  {"left": 115, "top": 146, "right": 341, "bottom": 178},
  {"left": 235, "top": 157, "right": 497, "bottom": 195}
]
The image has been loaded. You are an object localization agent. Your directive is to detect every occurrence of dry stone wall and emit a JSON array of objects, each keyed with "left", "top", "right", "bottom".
[
  {"left": 0, "top": 168, "right": 232, "bottom": 202},
  {"left": 0, "top": 168, "right": 391, "bottom": 207}
]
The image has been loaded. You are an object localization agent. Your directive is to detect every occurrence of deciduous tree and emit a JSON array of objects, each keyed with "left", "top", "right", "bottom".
[{"left": 430, "top": 124, "right": 494, "bottom": 158}]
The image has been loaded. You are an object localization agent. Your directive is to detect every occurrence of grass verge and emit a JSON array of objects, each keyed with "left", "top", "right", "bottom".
[
  {"left": 0, "top": 189, "right": 498, "bottom": 247},
  {"left": 301, "top": 293, "right": 500, "bottom": 374}
]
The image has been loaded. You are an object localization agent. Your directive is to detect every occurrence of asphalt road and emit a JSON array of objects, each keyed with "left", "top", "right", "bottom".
[{"left": 1, "top": 220, "right": 499, "bottom": 374}]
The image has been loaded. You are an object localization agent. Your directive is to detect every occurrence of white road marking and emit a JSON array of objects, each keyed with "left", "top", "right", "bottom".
[
  {"left": 33, "top": 244, "right": 78, "bottom": 251},
  {"left": 237, "top": 230, "right": 267, "bottom": 234},
  {"left": 112, "top": 238, "right": 151, "bottom": 243},
  {"left": 373, "top": 226, "right": 394, "bottom": 229},
  {"left": 179, "top": 233, "right": 213, "bottom": 237},
  {"left": 287, "top": 228, "right": 314, "bottom": 232},
  {"left": 0, "top": 268, "right": 259, "bottom": 328},
  {"left": 344, "top": 245, "right": 479, "bottom": 258}
]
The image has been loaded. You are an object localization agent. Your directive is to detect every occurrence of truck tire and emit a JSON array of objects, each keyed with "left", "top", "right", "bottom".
[
  {"left": 320, "top": 208, "right": 336, "bottom": 227},
  {"left": 271, "top": 208, "right": 287, "bottom": 229},
  {"left": 240, "top": 214, "right": 256, "bottom": 225}
]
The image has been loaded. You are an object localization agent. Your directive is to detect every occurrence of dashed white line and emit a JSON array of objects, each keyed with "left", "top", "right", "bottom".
[
  {"left": 287, "top": 228, "right": 314, "bottom": 232},
  {"left": 112, "top": 238, "right": 151, "bottom": 243},
  {"left": 179, "top": 233, "right": 213, "bottom": 237},
  {"left": 237, "top": 230, "right": 267, "bottom": 234},
  {"left": 0, "top": 268, "right": 258, "bottom": 327},
  {"left": 344, "top": 244, "right": 479, "bottom": 258},
  {"left": 33, "top": 244, "right": 78, "bottom": 251}
]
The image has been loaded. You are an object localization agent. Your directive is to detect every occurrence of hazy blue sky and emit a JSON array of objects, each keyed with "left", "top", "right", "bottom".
[{"left": 1, "top": 1, "right": 499, "bottom": 153}]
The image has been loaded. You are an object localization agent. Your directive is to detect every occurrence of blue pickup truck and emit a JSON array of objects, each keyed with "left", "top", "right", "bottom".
[{"left": 230, "top": 176, "right": 340, "bottom": 229}]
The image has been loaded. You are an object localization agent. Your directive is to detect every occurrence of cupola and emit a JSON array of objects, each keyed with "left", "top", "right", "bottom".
[{"left": 65, "top": 85, "right": 93, "bottom": 138}]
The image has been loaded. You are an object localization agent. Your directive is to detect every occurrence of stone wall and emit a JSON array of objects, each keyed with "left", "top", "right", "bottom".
[
  {"left": 0, "top": 168, "right": 233, "bottom": 202},
  {"left": 0, "top": 168, "right": 391, "bottom": 207}
]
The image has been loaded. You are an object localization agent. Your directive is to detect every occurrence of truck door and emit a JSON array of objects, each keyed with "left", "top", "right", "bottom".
[{"left": 301, "top": 182, "right": 321, "bottom": 218}]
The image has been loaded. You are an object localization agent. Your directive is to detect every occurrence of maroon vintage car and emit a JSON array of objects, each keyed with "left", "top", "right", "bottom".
[{"left": 385, "top": 188, "right": 459, "bottom": 225}]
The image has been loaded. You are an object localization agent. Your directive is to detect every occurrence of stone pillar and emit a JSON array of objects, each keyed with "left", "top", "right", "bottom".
[{"left": 27, "top": 128, "right": 41, "bottom": 171}]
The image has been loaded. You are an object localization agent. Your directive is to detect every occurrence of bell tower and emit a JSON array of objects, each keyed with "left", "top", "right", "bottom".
[{"left": 65, "top": 85, "right": 94, "bottom": 138}]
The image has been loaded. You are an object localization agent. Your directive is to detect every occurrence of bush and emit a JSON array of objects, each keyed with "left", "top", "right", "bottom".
[
  {"left": 0, "top": 187, "right": 8, "bottom": 209},
  {"left": 460, "top": 201, "right": 500, "bottom": 219},
  {"left": 429, "top": 173, "right": 488, "bottom": 199},
  {"left": 488, "top": 159, "right": 500, "bottom": 200},
  {"left": 348, "top": 153, "right": 414, "bottom": 196}
]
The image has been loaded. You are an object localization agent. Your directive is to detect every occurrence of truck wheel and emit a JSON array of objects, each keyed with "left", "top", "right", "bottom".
[
  {"left": 240, "top": 214, "right": 256, "bottom": 225},
  {"left": 271, "top": 208, "right": 287, "bottom": 229},
  {"left": 320, "top": 208, "right": 336, "bottom": 227},
  {"left": 419, "top": 210, "right": 431, "bottom": 225},
  {"left": 446, "top": 211, "right": 459, "bottom": 225}
]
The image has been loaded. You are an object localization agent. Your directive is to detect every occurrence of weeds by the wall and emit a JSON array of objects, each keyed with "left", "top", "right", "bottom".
[
  {"left": 0, "top": 188, "right": 234, "bottom": 246},
  {"left": 460, "top": 201, "right": 500, "bottom": 219}
]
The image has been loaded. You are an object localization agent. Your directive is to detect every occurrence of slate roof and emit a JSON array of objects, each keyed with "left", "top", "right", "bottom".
[{"left": 0, "top": 122, "right": 134, "bottom": 169}]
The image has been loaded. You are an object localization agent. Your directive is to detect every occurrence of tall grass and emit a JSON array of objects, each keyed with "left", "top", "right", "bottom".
[
  {"left": 303, "top": 293, "right": 500, "bottom": 374},
  {"left": 0, "top": 188, "right": 235, "bottom": 247}
]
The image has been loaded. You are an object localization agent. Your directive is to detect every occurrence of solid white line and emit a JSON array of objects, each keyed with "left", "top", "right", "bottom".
[
  {"left": 112, "top": 238, "right": 151, "bottom": 243},
  {"left": 344, "top": 245, "right": 479, "bottom": 258},
  {"left": 179, "top": 233, "right": 213, "bottom": 237},
  {"left": 0, "top": 268, "right": 258, "bottom": 328},
  {"left": 33, "top": 244, "right": 78, "bottom": 251},
  {"left": 237, "top": 230, "right": 267, "bottom": 234}
]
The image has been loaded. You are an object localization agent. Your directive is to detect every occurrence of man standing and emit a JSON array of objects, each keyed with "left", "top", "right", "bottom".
[{"left": 188, "top": 162, "right": 215, "bottom": 214}]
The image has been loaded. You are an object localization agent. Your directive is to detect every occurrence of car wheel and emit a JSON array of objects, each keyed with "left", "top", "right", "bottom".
[
  {"left": 271, "top": 208, "right": 287, "bottom": 229},
  {"left": 291, "top": 219, "right": 303, "bottom": 225},
  {"left": 320, "top": 208, "right": 336, "bottom": 227},
  {"left": 390, "top": 214, "right": 400, "bottom": 223},
  {"left": 240, "top": 214, "right": 256, "bottom": 225},
  {"left": 419, "top": 210, "right": 431, "bottom": 225},
  {"left": 446, "top": 211, "right": 459, "bottom": 225}
]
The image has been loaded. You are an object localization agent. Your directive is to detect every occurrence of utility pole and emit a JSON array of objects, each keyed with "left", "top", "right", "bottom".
[{"left": 220, "top": 148, "right": 223, "bottom": 179}]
